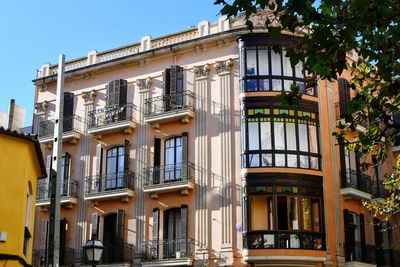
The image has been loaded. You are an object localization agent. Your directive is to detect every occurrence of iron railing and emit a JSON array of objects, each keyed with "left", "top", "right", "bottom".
[
  {"left": 36, "top": 178, "right": 78, "bottom": 200},
  {"left": 243, "top": 231, "right": 325, "bottom": 250},
  {"left": 84, "top": 170, "right": 135, "bottom": 195},
  {"left": 376, "top": 247, "right": 400, "bottom": 267},
  {"left": 101, "top": 242, "right": 134, "bottom": 264},
  {"left": 144, "top": 91, "right": 195, "bottom": 118},
  {"left": 341, "top": 168, "right": 372, "bottom": 194},
  {"left": 33, "top": 115, "right": 83, "bottom": 138},
  {"left": 32, "top": 247, "right": 75, "bottom": 267},
  {"left": 372, "top": 177, "right": 389, "bottom": 199},
  {"left": 140, "top": 238, "right": 195, "bottom": 261},
  {"left": 345, "top": 242, "right": 376, "bottom": 264},
  {"left": 88, "top": 103, "right": 136, "bottom": 129},
  {"left": 143, "top": 161, "right": 195, "bottom": 187}
]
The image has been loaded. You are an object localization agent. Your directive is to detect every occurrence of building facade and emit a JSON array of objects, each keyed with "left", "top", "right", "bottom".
[
  {"left": 31, "top": 11, "right": 400, "bottom": 267},
  {"left": 0, "top": 127, "right": 46, "bottom": 267}
]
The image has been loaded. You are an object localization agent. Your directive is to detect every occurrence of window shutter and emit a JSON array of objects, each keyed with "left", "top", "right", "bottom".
[
  {"left": 124, "top": 140, "right": 130, "bottom": 171},
  {"left": 91, "top": 213, "right": 98, "bottom": 239},
  {"left": 106, "top": 81, "right": 116, "bottom": 107},
  {"left": 338, "top": 78, "right": 350, "bottom": 118},
  {"left": 117, "top": 209, "right": 125, "bottom": 244},
  {"left": 154, "top": 138, "right": 161, "bottom": 184},
  {"left": 59, "top": 218, "right": 67, "bottom": 264},
  {"left": 175, "top": 66, "right": 184, "bottom": 106},
  {"left": 339, "top": 143, "right": 347, "bottom": 187},
  {"left": 94, "top": 144, "right": 103, "bottom": 192},
  {"left": 182, "top": 133, "right": 189, "bottom": 179},
  {"left": 359, "top": 213, "right": 365, "bottom": 246},
  {"left": 40, "top": 219, "right": 48, "bottom": 250},
  {"left": 46, "top": 155, "right": 52, "bottom": 198},
  {"left": 63, "top": 92, "right": 74, "bottom": 132},
  {"left": 119, "top": 79, "right": 128, "bottom": 106},
  {"left": 163, "top": 69, "right": 171, "bottom": 111},
  {"left": 181, "top": 205, "right": 188, "bottom": 255},
  {"left": 152, "top": 208, "right": 160, "bottom": 259},
  {"left": 343, "top": 209, "right": 351, "bottom": 260},
  {"left": 64, "top": 153, "right": 71, "bottom": 179}
]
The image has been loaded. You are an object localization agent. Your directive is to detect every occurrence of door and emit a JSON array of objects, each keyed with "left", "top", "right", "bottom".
[
  {"left": 102, "top": 214, "right": 117, "bottom": 263},
  {"left": 106, "top": 147, "right": 125, "bottom": 189},
  {"left": 164, "top": 137, "right": 182, "bottom": 182}
]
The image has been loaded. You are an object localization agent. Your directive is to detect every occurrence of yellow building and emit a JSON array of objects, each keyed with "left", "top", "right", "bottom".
[{"left": 0, "top": 127, "right": 46, "bottom": 267}]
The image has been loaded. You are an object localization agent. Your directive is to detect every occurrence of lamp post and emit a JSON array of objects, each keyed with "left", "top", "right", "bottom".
[{"left": 84, "top": 238, "right": 104, "bottom": 267}]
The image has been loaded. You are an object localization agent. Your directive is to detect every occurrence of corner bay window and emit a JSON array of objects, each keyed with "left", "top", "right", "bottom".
[
  {"left": 241, "top": 107, "right": 320, "bottom": 169},
  {"left": 243, "top": 177, "right": 325, "bottom": 250}
]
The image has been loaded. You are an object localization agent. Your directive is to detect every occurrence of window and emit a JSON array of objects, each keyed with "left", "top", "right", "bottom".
[
  {"left": 60, "top": 153, "right": 70, "bottom": 195},
  {"left": 241, "top": 107, "right": 320, "bottom": 169},
  {"left": 241, "top": 46, "right": 312, "bottom": 94},
  {"left": 165, "top": 137, "right": 183, "bottom": 181},
  {"left": 163, "top": 66, "right": 184, "bottom": 111},
  {"left": 344, "top": 210, "right": 366, "bottom": 262},
  {"left": 105, "top": 79, "right": 128, "bottom": 122},
  {"left": 106, "top": 146, "right": 125, "bottom": 189}
]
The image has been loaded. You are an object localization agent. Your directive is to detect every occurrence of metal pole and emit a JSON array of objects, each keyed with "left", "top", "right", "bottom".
[{"left": 48, "top": 54, "right": 65, "bottom": 267}]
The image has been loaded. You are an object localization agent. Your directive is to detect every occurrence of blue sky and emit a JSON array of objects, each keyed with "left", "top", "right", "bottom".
[{"left": 0, "top": 0, "right": 222, "bottom": 126}]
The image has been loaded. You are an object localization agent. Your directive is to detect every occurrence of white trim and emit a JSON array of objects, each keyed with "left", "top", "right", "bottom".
[
  {"left": 88, "top": 120, "right": 136, "bottom": 136},
  {"left": 144, "top": 110, "right": 195, "bottom": 125},
  {"left": 345, "top": 261, "right": 376, "bottom": 267},
  {"left": 244, "top": 255, "right": 326, "bottom": 264},
  {"left": 84, "top": 189, "right": 134, "bottom": 201},
  {"left": 141, "top": 258, "right": 193, "bottom": 267},
  {"left": 143, "top": 180, "right": 194, "bottom": 194},
  {"left": 340, "top": 187, "right": 372, "bottom": 200}
]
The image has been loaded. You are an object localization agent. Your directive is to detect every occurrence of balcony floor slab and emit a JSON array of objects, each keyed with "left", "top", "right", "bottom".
[{"left": 84, "top": 189, "right": 134, "bottom": 202}]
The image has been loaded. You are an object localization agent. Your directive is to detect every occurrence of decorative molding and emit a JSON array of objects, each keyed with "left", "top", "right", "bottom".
[
  {"left": 138, "top": 57, "right": 150, "bottom": 67},
  {"left": 193, "top": 64, "right": 210, "bottom": 80},
  {"left": 216, "top": 39, "right": 230, "bottom": 48},
  {"left": 194, "top": 44, "right": 207, "bottom": 53},
  {"left": 136, "top": 77, "right": 152, "bottom": 90},
  {"left": 215, "top": 59, "right": 233, "bottom": 75},
  {"left": 34, "top": 101, "right": 48, "bottom": 114},
  {"left": 82, "top": 90, "right": 96, "bottom": 104}
]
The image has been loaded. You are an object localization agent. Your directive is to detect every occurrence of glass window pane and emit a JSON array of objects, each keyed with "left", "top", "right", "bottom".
[
  {"left": 271, "top": 51, "right": 281, "bottom": 75},
  {"left": 275, "top": 154, "right": 285, "bottom": 167},
  {"left": 287, "top": 154, "right": 297, "bottom": 167},
  {"left": 260, "top": 121, "right": 271, "bottom": 149},
  {"left": 312, "top": 199, "right": 321, "bottom": 232},
  {"left": 165, "top": 147, "right": 174, "bottom": 165},
  {"left": 282, "top": 51, "right": 292, "bottom": 76},
  {"left": 300, "top": 155, "right": 309, "bottom": 169},
  {"left": 118, "top": 154, "right": 124, "bottom": 172},
  {"left": 272, "top": 79, "right": 282, "bottom": 91},
  {"left": 249, "top": 154, "right": 260, "bottom": 167},
  {"left": 107, "top": 157, "right": 117, "bottom": 174},
  {"left": 289, "top": 197, "right": 299, "bottom": 230},
  {"left": 248, "top": 122, "right": 259, "bottom": 150},
  {"left": 259, "top": 49, "right": 269, "bottom": 75},
  {"left": 261, "top": 154, "right": 272, "bottom": 167},
  {"left": 295, "top": 61, "right": 303, "bottom": 78},
  {"left": 241, "top": 123, "right": 246, "bottom": 152},
  {"left": 274, "top": 122, "right": 285, "bottom": 150},
  {"left": 299, "top": 124, "right": 308, "bottom": 152},
  {"left": 284, "top": 80, "right": 293, "bottom": 92},
  {"left": 286, "top": 123, "right": 296, "bottom": 150},
  {"left": 310, "top": 157, "right": 319, "bottom": 170},
  {"left": 302, "top": 198, "right": 312, "bottom": 231},
  {"left": 246, "top": 50, "right": 257, "bottom": 75},
  {"left": 259, "top": 79, "right": 269, "bottom": 91},
  {"left": 246, "top": 79, "right": 258, "bottom": 91},
  {"left": 309, "top": 125, "right": 318, "bottom": 153}
]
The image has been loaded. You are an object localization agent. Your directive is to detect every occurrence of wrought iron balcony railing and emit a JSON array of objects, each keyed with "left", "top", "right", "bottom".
[
  {"left": 88, "top": 103, "right": 136, "bottom": 129},
  {"left": 144, "top": 91, "right": 195, "bottom": 118},
  {"left": 100, "top": 242, "right": 134, "bottom": 264},
  {"left": 33, "top": 115, "right": 83, "bottom": 138},
  {"left": 143, "top": 161, "right": 195, "bottom": 187},
  {"left": 243, "top": 231, "right": 325, "bottom": 250},
  {"left": 376, "top": 248, "right": 400, "bottom": 267},
  {"left": 372, "top": 178, "right": 389, "bottom": 199},
  {"left": 345, "top": 242, "right": 376, "bottom": 264},
  {"left": 140, "top": 238, "right": 195, "bottom": 261},
  {"left": 84, "top": 170, "right": 135, "bottom": 195},
  {"left": 341, "top": 168, "right": 372, "bottom": 194},
  {"left": 32, "top": 247, "right": 75, "bottom": 267},
  {"left": 36, "top": 178, "right": 78, "bottom": 201}
]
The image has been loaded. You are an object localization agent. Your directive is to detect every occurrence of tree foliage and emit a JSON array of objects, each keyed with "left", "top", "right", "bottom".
[{"left": 215, "top": 0, "right": 400, "bottom": 218}]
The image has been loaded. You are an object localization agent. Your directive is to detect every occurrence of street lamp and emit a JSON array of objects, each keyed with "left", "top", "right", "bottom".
[{"left": 84, "top": 238, "right": 104, "bottom": 267}]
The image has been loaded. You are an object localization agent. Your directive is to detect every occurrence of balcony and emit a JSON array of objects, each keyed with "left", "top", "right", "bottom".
[
  {"left": 371, "top": 178, "right": 389, "bottom": 201},
  {"left": 84, "top": 170, "right": 134, "bottom": 202},
  {"left": 34, "top": 115, "right": 83, "bottom": 146},
  {"left": 243, "top": 231, "right": 325, "bottom": 250},
  {"left": 144, "top": 91, "right": 195, "bottom": 128},
  {"left": 143, "top": 161, "right": 195, "bottom": 198},
  {"left": 341, "top": 169, "right": 372, "bottom": 200},
  {"left": 35, "top": 178, "right": 78, "bottom": 209},
  {"left": 140, "top": 238, "right": 195, "bottom": 267},
  {"left": 33, "top": 247, "right": 75, "bottom": 267},
  {"left": 345, "top": 242, "right": 376, "bottom": 267},
  {"left": 376, "top": 248, "right": 400, "bottom": 267},
  {"left": 87, "top": 103, "right": 137, "bottom": 138}
]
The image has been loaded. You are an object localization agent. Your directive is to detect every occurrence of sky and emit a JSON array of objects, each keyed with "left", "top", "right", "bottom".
[{"left": 0, "top": 0, "right": 222, "bottom": 127}]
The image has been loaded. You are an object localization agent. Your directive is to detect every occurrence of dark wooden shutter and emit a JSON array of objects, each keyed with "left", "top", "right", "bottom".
[
  {"left": 106, "top": 81, "right": 113, "bottom": 107},
  {"left": 59, "top": 218, "right": 67, "bottom": 265},
  {"left": 117, "top": 209, "right": 125, "bottom": 244},
  {"left": 359, "top": 213, "right": 365, "bottom": 245},
  {"left": 181, "top": 205, "right": 188, "bottom": 255},
  {"left": 124, "top": 140, "right": 130, "bottom": 171},
  {"left": 343, "top": 209, "right": 351, "bottom": 261},
  {"left": 338, "top": 78, "right": 350, "bottom": 118},
  {"left": 91, "top": 213, "right": 98, "bottom": 239},
  {"left": 152, "top": 208, "right": 160, "bottom": 259},
  {"left": 182, "top": 133, "right": 189, "bottom": 179},
  {"left": 339, "top": 143, "right": 347, "bottom": 188},
  {"left": 95, "top": 144, "right": 103, "bottom": 192},
  {"left": 63, "top": 92, "right": 74, "bottom": 131},
  {"left": 119, "top": 79, "right": 128, "bottom": 120},
  {"left": 154, "top": 138, "right": 161, "bottom": 184},
  {"left": 163, "top": 69, "right": 171, "bottom": 111},
  {"left": 170, "top": 65, "right": 183, "bottom": 107}
]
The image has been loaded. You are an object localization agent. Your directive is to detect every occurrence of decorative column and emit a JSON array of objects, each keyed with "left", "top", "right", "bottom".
[
  {"left": 75, "top": 90, "right": 96, "bottom": 259},
  {"left": 134, "top": 77, "right": 151, "bottom": 253},
  {"left": 193, "top": 64, "right": 210, "bottom": 263},
  {"left": 215, "top": 59, "right": 234, "bottom": 265}
]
